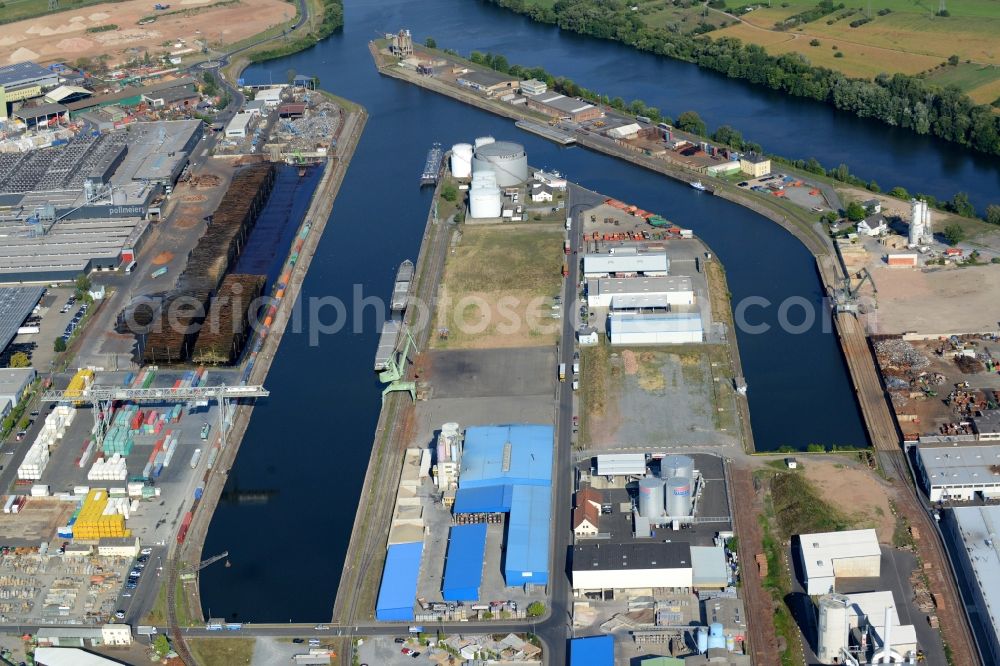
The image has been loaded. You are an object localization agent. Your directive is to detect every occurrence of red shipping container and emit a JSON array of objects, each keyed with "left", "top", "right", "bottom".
[{"left": 177, "top": 511, "right": 193, "bottom": 544}]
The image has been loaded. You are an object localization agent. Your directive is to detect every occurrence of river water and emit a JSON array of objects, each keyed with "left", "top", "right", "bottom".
[{"left": 200, "top": 0, "right": 998, "bottom": 621}]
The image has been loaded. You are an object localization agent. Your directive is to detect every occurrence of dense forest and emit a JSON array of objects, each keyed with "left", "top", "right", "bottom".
[{"left": 484, "top": 0, "right": 1000, "bottom": 156}]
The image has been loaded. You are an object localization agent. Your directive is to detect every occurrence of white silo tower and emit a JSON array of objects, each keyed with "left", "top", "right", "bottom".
[
  {"left": 474, "top": 136, "right": 495, "bottom": 150},
  {"left": 638, "top": 476, "right": 666, "bottom": 521},
  {"left": 816, "top": 593, "right": 852, "bottom": 664},
  {"left": 662, "top": 454, "right": 694, "bottom": 480},
  {"left": 666, "top": 477, "right": 692, "bottom": 517},
  {"left": 450, "top": 143, "right": 473, "bottom": 179},
  {"left": 908, "top": 198, "right": 930, "bottom": 246}
]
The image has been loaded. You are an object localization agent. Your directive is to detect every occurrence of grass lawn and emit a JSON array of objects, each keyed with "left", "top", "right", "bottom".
[
  {"left": 433, "top": 223, "right": 564, "bottom": 349},
  {"left": 924, "top": 62, "right": 1000, "bottom": 92},
  {"left": 188, "top": 637, "right": 255, "bottom": 665},
  {"left": 579, "top": 341, "right": 617, "bottom": 449}
]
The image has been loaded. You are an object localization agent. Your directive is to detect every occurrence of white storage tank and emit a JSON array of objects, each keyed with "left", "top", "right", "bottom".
[
  {"left": 450, "top": 143, "right": 473, "bottom": 178},
  {"left": 816, "top": 593, "right": 851, "bottom": 664},
  {"left": 662, "top": 454, "right": 694, "bottom": 479},
  {"left": 474, "top": 136, "right": 495, "bottom": 149},
  {"left": 638, "top": 476, "right": 665, "bottom": 520},
  {"left": 472, "top": 140, "right": 528, "bottom": 187},
  {"left": 666, "top": 477, "right": 692, "bottom": 517},
  {"left": 468, "top": 171, "right": 502, "bottom": 219}
]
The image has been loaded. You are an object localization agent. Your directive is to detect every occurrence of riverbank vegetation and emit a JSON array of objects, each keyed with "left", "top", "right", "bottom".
[
  {"left": 245, "top": 0, "right": 343, "bottom": 63},
  {"left": 483, "top": 0, "right": 1000, "bottom": 156}
]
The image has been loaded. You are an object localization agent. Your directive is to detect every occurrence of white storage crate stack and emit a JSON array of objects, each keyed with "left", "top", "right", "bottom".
[
  {"left": 17, "top": 443, "right": 49, "bottom": 480},
  {"left": 30, "top": 485, "right": 49, "bottom": 497},
  {"left": 103, "top": 495, "right": 131, "bottom": 520},
  {"left": 17, "top": 404, "right": 77, "bottom": 480},
  {"left": 87, "top": 454, "right": 128, "bottom": 481}
]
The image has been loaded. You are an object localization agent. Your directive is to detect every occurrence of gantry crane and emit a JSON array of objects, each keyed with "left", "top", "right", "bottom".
[{"left": 39, "top": 384, "right": 269, "bottom": 448}]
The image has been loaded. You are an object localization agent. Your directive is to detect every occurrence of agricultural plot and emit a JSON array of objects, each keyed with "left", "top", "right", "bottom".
[{"left": 710, "top": 0, "right": 1000, "bottom": 84}]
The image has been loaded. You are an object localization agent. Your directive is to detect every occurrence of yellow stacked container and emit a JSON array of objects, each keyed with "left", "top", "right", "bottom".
[
  {"left": 73, "top": 489, "right": 129, "bottom": 540},
  {"left": 65, "top": 369, "right": 95, "bottom": 406}
]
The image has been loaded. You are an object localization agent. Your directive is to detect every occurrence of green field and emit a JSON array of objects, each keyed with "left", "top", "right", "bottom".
[
  {"left": 0, "top": 0, "right": 126, "bottom": 25},
  {"left": 924, "top": 62, "right": 1000, "bottom": 91}
]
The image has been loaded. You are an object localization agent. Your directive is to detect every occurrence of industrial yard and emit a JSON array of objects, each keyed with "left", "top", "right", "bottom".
[{"left": 0, "top": 45, "right": 367, "bottom": 660}]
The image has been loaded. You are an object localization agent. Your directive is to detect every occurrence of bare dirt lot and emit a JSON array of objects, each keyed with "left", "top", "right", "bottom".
[
  {"left": 0, "top": 500, "right": 76, "bottom": 544},
  {"left": 0, "top": 0, "right": 291, "bottom": 66},
  {"left": 799, "top": 457, "right": 896, "bottom": 542},
  {"left": 868, "top": 263, "right": 1000, "bottom": 335}
]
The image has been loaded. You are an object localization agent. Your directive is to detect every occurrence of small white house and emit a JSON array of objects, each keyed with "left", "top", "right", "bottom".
[
  {"left": 577, "top": 327, "right": 599, "bottom": 345},
  {"left": 531, "top": 184, "right": 553, "bottom": 203},
  {"left": 857, "top": 214, "right": 887, "bottom": 237}
]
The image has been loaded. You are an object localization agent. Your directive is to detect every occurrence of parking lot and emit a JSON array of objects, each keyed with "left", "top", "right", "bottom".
[{"left": 736, "top": 173, "right": 829, "bottom": 211}]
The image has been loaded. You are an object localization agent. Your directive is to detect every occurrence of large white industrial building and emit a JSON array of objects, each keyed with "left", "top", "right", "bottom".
[
  {"left": 942, "top": 505, "right": 1000, "bottom": 666},
  {"left": 915, "top": 442, "right": 1000, "bottom": 502},
  {"left": 798, "top": 529, "right": 881, "bottom": 596},
  {"left": 815, "top": 591, "right": 918, "bottom": 665},
  {"left": 587, "top": 276, "right": 694, "bottom": 309},
  {"left": 572, "top": 542, "right": 693, "bottom": 593},
  {"left": 609, "top": 313, "right": 703, "bottom": 345},
  {"left": 582, "top": 251, "right": 669, "bottom": 278}
]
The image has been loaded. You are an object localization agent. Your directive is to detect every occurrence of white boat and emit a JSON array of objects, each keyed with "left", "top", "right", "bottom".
[{"left": 690, "top": 181, "right": 707, "bottom": 191}]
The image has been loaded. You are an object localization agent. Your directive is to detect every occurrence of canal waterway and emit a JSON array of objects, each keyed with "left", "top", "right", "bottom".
[{"left": 200, "top": 0, "right": 997, "bottom": 621}]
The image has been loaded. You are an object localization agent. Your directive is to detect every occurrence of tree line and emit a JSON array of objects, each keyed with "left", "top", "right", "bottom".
[{"left": 484, "top": 0, "right": 1000, "bottom": 156}]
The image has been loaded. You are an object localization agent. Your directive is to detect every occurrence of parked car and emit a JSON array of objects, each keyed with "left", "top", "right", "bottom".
[{"left": 114, "top": 610, "right": 125, "bottom": 619}]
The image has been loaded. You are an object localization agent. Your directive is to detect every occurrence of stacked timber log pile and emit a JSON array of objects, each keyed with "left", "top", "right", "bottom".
[
  {"left": 191, "top": 274, "right": 265, "bottom": 365},
  {"left": 141, "top": 163, "right": 274, "bottom": 364}
]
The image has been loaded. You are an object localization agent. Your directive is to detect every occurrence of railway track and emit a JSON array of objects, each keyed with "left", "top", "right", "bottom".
[
  {"left": 332, "top": 164, "right": 452, "bottom": 629},
  {"left": 834, "top": 312, "right": 980, "bottom": 666},
  {"left": 729, "top": 468, "right": 780, "bottom": 663}
]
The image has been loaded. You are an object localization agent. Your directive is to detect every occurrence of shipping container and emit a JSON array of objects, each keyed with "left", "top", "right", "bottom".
[{"left": 177, "top": 511, "right": 193, "bottom": 544}]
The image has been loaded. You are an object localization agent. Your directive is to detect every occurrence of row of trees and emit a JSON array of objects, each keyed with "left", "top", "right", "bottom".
[{"left": 485, "top": 0, "right": 1000, "bottom": 156}]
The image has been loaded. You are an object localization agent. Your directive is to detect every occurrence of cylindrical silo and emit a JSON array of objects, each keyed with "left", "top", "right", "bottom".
[
  {"left": 696, "top": 627, "right": 709, "bottom": 654},
  {"left": 472, "top": 140, "right": 528, "bottom": 187},
  {"left": 468, "top": 171, "right": 502, "bottom": 219},
  {"left": 662, "top": 454, "right": 694, "bottom": 479},
  {"left": 816, "top": 593, "right": 851, "bottom": 664},
  {"left": 638, "top": 477, "right": 666, "bottom": 520},
  {"left": 450, "top": 144, "right": 472, "bottom": 179},
  {"left": 666, "top": 477, "right": 692, "bottom": 517},
  {"left": 708, "top": 623, "right": 725, "bottom": 650},
  {"left": 474, "top": 135, "right": 495, "bottom": 149}
]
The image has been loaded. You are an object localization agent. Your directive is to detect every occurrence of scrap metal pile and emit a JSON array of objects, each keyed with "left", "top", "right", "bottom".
[
  {"left": 874, "top": 339, "right": 930, "bottom": 372},
  {"left": 139, "top": 163, "right": 274, "bottom": 364},
  {"left": 191, "top": 274, "right": 266, "bottom": 365},
  {"left": 269, "top": 99, "right": 341, "bottom": 152}
]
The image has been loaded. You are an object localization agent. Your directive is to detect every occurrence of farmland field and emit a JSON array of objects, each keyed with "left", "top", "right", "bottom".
[{"left": 713, "top": 0, "right": 1000, "bottom": 93}]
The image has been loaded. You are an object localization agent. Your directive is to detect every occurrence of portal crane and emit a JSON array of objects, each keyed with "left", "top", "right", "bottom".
[
  {"left": 39, "top": 384, "right": 269, "bottom": 448},
  {"left": 379, "top": 326, "right": 417, "bottom": 404},
  {"left": 834, "top": 267, "right": 877, "bottom": 315}
]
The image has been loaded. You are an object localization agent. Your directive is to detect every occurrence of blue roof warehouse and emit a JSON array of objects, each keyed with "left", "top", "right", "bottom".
[
  {"left": 375, "top": 542, "right": 424, "bottom": 621},
  {"left": 454, "top": 424, "right": 554, "bottom": 587},
  {"left": 442, "top": 524, "right": 488, "bottom": 601}
]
